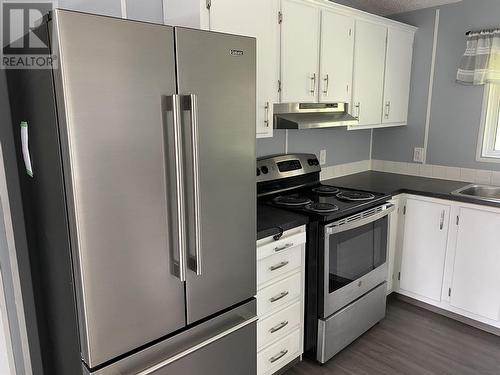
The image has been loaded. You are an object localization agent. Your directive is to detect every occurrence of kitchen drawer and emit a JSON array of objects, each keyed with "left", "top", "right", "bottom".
[
  {"left": 257, "top": 328, "right": 300, "bottom": 375},
  {"left": 257, "top": 230, "right": 306, "bottom": 261},
  {"left": 257, "top": 245, "right": 302, "bottom": 287},
  {"left": 257, "top": 272, "right": 301, "bottom": 317},
  {"left": 257, "top": 300, "right": 301, "bottom": 349}
]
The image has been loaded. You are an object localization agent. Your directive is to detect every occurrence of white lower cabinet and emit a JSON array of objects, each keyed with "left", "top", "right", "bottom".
[
  {"left": 256, "top": 226, "right": 306, "bottom": 375},
  {"left": 394, "top": 194, "right": 500, "bottom": 329}
]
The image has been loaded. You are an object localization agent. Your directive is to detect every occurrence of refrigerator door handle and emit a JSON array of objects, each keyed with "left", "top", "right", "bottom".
[
  {"left": 184, "top": 94, "right": 202, "bottom": 276},
  {"left": 163, "top": 94, "right": 187, "bottom": 282},
  {"left": 135, "top": 315, "right": 258, "bottom": 375}
]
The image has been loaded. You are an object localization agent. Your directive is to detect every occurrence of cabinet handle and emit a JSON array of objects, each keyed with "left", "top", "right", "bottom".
[
  {"left": 269, "top": 349, "right": 289, "bottom": 363},
  {"left": 310, "top": 73, "right": 316, "bottom": 95},
  {"left": 269, "top": 291, "right": 289, "bottom": 303},
  {"left": 264, "top": 102, "right": 270, "bottom": 127},
  {"left": 269, "top": 261, "right": 289, "bottom": 272},
  {"left": 274, "top": 243, "right": 293, "bottom": 252},
  {"left": 323, "top": 74, "right": 329, "bottom": 96},
  {"left": 269, "top": 320, "right": 289, "bottom": 334},
  {"left": 385, "top": 101, "right": 391, "bottom": 119},
  {"left": 440, "top": 210, "right": 445, "bottom": 230},
  {"left": 355, "top": 102, "right": 361, "bottom": 118}
]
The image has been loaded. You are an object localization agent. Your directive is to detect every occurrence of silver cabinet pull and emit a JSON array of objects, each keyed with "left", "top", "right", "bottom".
[
  {"left": 269, "top": 349, "right": 289, "bottom": 363},
  {"left": 274, "top": 243, "right": 293, "bottom": 252},
  {"left": 163, "top": 95, "right": 187, "bottom": 282},
  {"left": 384, "top": 101, "right": 391, "bottom": 119},
  {"left": 323, "top": 74, "right": 329, "bottom": 95},
  {"left": 355, "top": 102, "right": 361, "bottom": 118},
  {"left": 269, "top": 320, "right": 289, "bottom": 334},
  {"left": 264, "top": 102, "right": 270, "bottom": 127},
  {"left": 440, "top": 210, "right": 445, "bottom": 230},
  {"left": 310, "top": 73, "right": 316, "bottom": 95},
  {"left": 269, "top": 261, "right": 289, "bottom": 272},
  {"left": 269, "top": 291, "right": 289, "bottom": 303},
  {"left": 184, "top": 94, "right": 202, "bottom": 276}
]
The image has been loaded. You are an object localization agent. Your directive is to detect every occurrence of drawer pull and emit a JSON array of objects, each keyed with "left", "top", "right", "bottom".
[
  {"left": 269, "top": 261, "right": 289, "bottom": 272},
  {"left": 269, "top": 291, "right": 289, "bottom": 303},
  {"left": 269, "top": 320, "right": 289, "bottom": 334},
  {"left": 274, "top": 243, "right": 293, "bottom": 252},
  {"left": 269, "top": 349, "right": 289, "bottom": 363}
]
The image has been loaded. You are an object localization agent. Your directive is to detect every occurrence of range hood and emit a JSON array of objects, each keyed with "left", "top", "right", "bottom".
[{"left": 273, "top": 102, "right": 359, "bottom": 129}]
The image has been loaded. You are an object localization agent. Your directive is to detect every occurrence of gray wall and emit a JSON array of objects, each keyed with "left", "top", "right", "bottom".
[
  {"left": 256, "top": 128, "right": 372, "bottom": 166},
  {"left": 372, "top": 0, "right": 500, "bottom": 171}
]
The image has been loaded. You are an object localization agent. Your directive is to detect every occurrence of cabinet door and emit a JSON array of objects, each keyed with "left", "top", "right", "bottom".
[
  {"left": 449, "top": 208, "right": 500, "bottom": 321},
  {"left": 351, "top": 20, "right": 386, "bottom": 126},
  {"left": 209, "top": 0, "right": 279, "bottom": 138},
  {"left": 281, "top": 0, "right": 320, "bottom": 103},
  {"left": 59, "top": 0, "right": 122, "bottom": 17},
  {"left": 399, "top": 198, "right": 450, "bottom": 302},
  {"left": 319, "top": 11, "right": 354, "bottom": 104},
  {"left": 382, "top": 28, "right": 414, "bottom": 125}
]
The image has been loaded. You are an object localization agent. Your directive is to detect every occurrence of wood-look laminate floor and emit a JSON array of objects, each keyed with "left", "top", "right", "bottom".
[{"left": 285, "top": 296, "right": 500, "bottom": 375}]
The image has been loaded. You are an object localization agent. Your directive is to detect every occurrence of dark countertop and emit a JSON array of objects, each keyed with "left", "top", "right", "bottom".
[
  {"left": 323, "top": 171, "right": 497, "bottom": 206},
  {"left": 257, "top": 171, "right": 499, "bottom": 239},
  {"left": 257, "top": 203, "right": 308, "bottom": 240}
]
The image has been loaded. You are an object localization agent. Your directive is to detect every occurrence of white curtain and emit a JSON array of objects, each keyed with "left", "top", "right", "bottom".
[{"left": 457, "top": 29, "right": 500, "bottom": 85}]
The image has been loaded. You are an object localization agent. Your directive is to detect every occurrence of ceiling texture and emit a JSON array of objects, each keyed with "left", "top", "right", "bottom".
[{"left": 332, "top": 0, "right": 463, "bottom": 15}]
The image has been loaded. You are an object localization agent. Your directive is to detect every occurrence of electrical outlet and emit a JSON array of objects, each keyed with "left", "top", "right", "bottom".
[
  {"left": 413, "top": 147, "right": 425, "bottom": 163},
  {"left": 319, "top": 149, "right": 327, "bottom": 165}
]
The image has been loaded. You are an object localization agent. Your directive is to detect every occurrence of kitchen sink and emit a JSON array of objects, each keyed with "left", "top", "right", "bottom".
[{"left": 451, "top": 184, "right": 500, "bottom": 203}]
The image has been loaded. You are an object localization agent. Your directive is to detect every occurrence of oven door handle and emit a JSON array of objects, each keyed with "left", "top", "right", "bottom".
[{"left": 326, "top": 204, "right": 395, "bottom": 235}]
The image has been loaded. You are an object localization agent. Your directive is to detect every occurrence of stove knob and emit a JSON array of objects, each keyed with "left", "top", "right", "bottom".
[
  {"left": 261, "top": 166, "right": 269, "bottom": 174},
  {"left": 256, "top": 168, "right": 261, "bottom": 176},
  {"left": 308, "top": 159, "right": 315, "bottom": 166}
]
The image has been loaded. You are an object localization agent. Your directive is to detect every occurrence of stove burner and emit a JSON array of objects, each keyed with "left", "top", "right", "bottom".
[
  {"left": 304, "top": 202, "right": 339, "bottom": 214},
  {"left": 336, "top": 191, "right": 376, "bottom": 202},
  {"left": 311, "top": 185, "right": 341, "bottom": 195},
  {"left": 273, "top": 195, "right": 312, "bottom": 207}
]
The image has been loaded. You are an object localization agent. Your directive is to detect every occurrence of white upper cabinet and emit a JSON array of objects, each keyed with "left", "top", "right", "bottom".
[
  {"left": 209, "top": 0, "right": 279, "bottom": 138},
  {"left": 399, "top": 198, "right": 450, "bottom": 302},
  {"left": 280, "top": 0, "right": 320, "bottom": 103},
  {"left": 319, "top": 10, "right": 354, "bottom": 104},
  {"left": 449, "top": 207, "right": 500, "bottom": 321},
  {"left": 351, "top": 20, "right": 387, "bottom": 127},
  {"left": 382, "top": 28, "right": 414, "bottom": 125}
]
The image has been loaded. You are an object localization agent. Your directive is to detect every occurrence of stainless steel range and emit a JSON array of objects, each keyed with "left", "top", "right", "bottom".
[{"left": 257, "top": 154, "right": 394, "bottom": 364}]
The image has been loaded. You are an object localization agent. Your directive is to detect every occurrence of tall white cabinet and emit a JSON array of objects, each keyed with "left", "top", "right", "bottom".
[
  {"left": 382, "top": 29, "right": 414, "bottom": 125},
  {"left": 351, "top": 21, "right": 387, "bottom": 127},
  {"left": 209, "top": 0, "right": 280, "bottom": 138},
  {"left": 319, "top": 11, "right": 354, "bottom": 104},
  {"left": 280, "top": 0, "right": 320, "bottom": 103}
]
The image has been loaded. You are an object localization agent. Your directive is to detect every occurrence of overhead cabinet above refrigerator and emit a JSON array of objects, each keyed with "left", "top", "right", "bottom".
[{"left": 7, "top": 10, "right": 256, "bottom": 375}]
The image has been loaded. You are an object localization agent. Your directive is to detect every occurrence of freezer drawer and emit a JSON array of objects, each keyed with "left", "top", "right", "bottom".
[
  {"left": 85, "top": 300, "right": 256, "bottom": 375},
  {"left": 317, "top": 283, "right": 387, "bottom": 363}
]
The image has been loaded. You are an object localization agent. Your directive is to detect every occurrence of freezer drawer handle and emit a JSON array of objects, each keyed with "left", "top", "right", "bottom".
[
  {"left": 269, "top": 320, "right": 289, "bottom": 334},
  {"left": 269, "top": 291, "right": 289, "bottom": 303},
  {"left": 136, "top": 315, "right": 258, "bottom": 375},
  {"left": 274, "top": 243, "right": 293, "bottom": 252},
  {"left": 269, "top": 349, "right": 289, "bottom": 363},
  {"left": 269, "top": 261, "right": 289, "bottom": 272}
]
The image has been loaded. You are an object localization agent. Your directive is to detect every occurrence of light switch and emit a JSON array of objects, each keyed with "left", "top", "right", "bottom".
[{"left": 413, "top": 147, "right": 425, "bottom": 163}]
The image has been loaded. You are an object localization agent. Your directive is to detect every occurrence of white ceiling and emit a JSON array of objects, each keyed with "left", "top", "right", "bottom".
[{"left": 334, "top": 0, "right": 463, "bottom": 15}]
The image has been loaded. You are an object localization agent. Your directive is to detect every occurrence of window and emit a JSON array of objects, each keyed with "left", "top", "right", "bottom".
[{"left": 478, "top": 84, "right": 500, "bottom": 161}]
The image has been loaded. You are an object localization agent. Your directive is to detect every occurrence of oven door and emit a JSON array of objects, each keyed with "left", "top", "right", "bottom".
[{"left": 322, "top": 204, "right": 394, "bottom": 318}]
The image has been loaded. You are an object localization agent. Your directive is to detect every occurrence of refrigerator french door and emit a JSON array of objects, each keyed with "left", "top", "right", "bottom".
[{"left": 7, "top": 10, "right": 256, "bottom": 375}]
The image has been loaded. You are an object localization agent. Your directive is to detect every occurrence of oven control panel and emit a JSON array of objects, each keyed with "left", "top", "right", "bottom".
[{"left": 256, "top": 153, "right": 321, "bottom": 183}]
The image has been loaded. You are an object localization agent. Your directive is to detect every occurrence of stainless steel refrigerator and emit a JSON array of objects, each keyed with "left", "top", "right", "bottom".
[{"left": 6, "top": 9, "right": 256, "bottom": 375}]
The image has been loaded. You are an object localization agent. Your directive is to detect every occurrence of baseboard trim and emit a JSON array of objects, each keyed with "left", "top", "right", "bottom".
[{"left": 394, "top": 293, "right": 500, "bottom": 337}]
